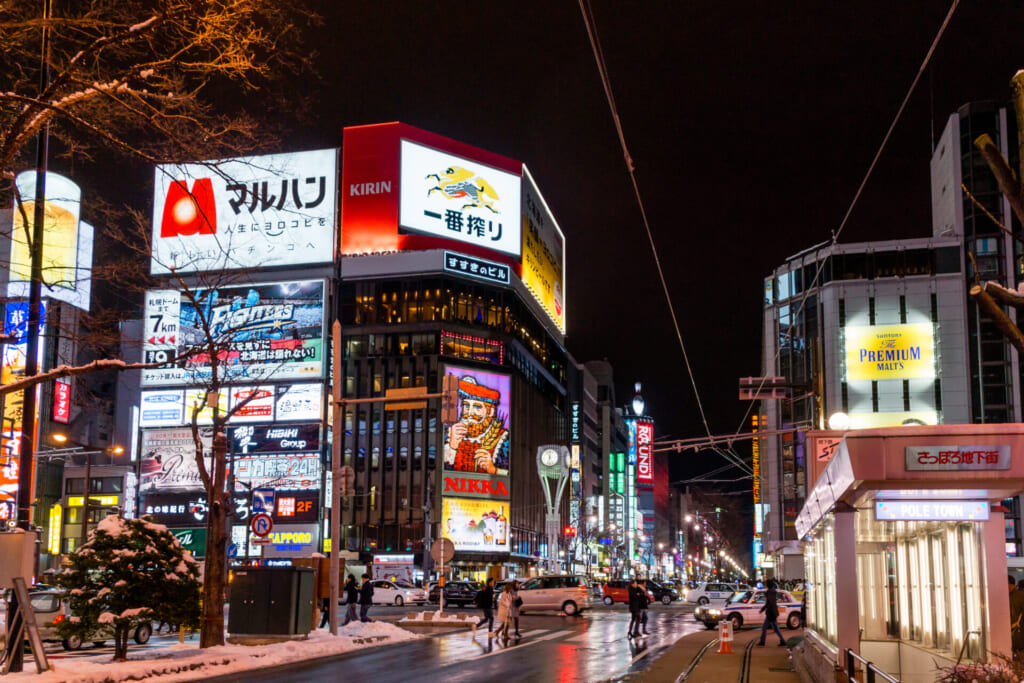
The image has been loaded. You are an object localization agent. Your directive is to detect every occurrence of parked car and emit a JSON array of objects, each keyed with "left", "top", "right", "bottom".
[
  {"left": 427, "top": 580, "right": 482, "bottom": 607},
  {"left": 645, "top": 579, "right": 681, "bottom": 605},
  {"left": 686, "top": 581, "right": 750, "bottom": 605},
  {"left": 694, "top": 589, "right": 803, "bottom": 630},
  {"left": 517, "top": 575, "right": 591, "bottom": 616},
  {"left": 28, "top": 590, "right": 153, "bottom": 651},
  {"left": 600, "top": 579, "right": 655, "bottom": 606},
  {"left": 370, "top": 579, "right": 427, "bottom": 606}
]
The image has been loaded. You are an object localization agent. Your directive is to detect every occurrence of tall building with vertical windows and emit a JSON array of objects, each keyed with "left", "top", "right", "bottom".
[
  {"left": 759, "top": 237, "right": 970, "bottom": 577},
  {"left": 130, "top": 123, "right": 572, "bottom": 582},
  {"left": 931, "top": 101, "right": 1024, "bottom": 568}
]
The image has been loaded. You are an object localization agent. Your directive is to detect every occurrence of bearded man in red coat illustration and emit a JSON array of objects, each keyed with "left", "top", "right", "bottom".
[{"left": 443, "top": 376, "right": 510, "bottom": 475}]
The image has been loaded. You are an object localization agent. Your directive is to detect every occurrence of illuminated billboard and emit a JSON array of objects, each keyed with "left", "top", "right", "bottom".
[
  {"left": 8, "top": 172, "right": 93, "bottom": 311},
  {"left": 442, "top": 365, "right": 511, "bottom": 501},
  {"left": 139, "top": 427, "right": 213, "bottom": 494},
  {"left": 627, "top": 418, "right": 654, "bottom": 485},
  {"left": 844, "top": 323, "right": 935, "bottom": 381},
  {"left": 441, "top": 497, "right": 509, "bottom": 552},
  {"left": 138, "top": 383, "right": 323, "bottom": 427},
  {"left": 340, "top": 123, "right": 523, "bottom": 265},
  {"left": 150, "top": 148, "right": 338, "bottom": 274},
  {"left": 399, "top": 140, "right": 521, "bottom": 258},
  {"left": 521, "top": 166, "right": 566, "bottom": 333},
  {"left": 141, "top": 280, "right": 325, "bottom": 386}
]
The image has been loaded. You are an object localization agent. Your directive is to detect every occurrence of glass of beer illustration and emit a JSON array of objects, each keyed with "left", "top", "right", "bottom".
[{"left": 11, "top": 171, "right": 81, "bottom": 290}]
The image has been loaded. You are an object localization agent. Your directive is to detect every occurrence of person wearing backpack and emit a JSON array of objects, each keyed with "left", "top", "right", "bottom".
[{"left": 472, "top": 578, "right": 496, "bottom": 637}]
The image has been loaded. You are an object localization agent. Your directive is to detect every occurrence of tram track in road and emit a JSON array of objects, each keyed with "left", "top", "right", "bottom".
[
  {"left": 737, "top": 636, "right": 756, "bottom": 683},
  {"left": 672, "top": 637, "right": 717, "bottom": 683}
]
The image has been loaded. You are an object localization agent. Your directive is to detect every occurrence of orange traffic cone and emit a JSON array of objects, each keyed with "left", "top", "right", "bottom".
[{"left": 717, "top": 621, "right": 734, "bottom": 654}]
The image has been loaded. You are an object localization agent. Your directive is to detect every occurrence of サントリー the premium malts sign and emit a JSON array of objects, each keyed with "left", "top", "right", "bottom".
[{"left": 844, "top": 323, "right": 935, "bottom": 381}]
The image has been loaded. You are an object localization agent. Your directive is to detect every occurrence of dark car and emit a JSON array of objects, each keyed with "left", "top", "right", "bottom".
[
  {"left": 645, "top": 580, "right": 680, "bottom": 605},
  {"left": 427, "top": 580, "right": 482, "bottom": 607}
]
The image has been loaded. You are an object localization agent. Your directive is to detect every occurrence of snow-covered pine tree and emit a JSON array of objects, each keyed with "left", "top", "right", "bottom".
[{"left": 54, "top": 514, "right": 201, "bottom": 661}]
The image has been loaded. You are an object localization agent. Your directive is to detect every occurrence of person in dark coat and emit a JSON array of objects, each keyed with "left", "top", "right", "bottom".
[
  {"left": 757, "top": 580, "right": 787, "bottom": 646},
  {"left": 627, "top": 578, "right": 643, "bottom": 638},
  {"left": 473, "top": 578, "right": 496, "bottom": 637},
  {"left": 359, "top": 575, "right": 374, "bottom": 622},
  {"left": 1010, "top": 574, "right": 1024, "bottom": 658},
  {"left": 343, "top": 574, "right": 359, "bottom": 625},
  {"left": 639, "top": 580, "right": 651, "bottom": 634}
]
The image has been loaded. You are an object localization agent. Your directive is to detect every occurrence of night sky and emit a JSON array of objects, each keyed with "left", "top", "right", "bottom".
[{"left": 99, "top": 2, "right": 1024, "bottom": 482}]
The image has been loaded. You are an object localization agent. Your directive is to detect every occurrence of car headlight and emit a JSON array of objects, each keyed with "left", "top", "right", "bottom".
[{"left": 709, "top": 609, "right": 721, "bottom": 615}]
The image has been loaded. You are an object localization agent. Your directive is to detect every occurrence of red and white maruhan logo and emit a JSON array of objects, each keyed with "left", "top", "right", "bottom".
[{"left": 161, "top": 179, "right": 217, "bottom": 238}]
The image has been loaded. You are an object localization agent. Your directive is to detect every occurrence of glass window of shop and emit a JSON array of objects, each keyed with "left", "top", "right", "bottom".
[
  {"left": 805, "top": 515, "right": 838, "bottom": 644},
  {"left": 848, "top": 504, "right": 985, "bottom": 660}
]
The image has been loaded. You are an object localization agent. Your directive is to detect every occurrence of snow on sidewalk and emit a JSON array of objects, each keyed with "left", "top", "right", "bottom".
[{"left": 5, "top": 621, "right": 421, "bottom": 682}]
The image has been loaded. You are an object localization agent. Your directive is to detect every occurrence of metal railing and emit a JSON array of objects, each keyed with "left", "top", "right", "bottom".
[
  {"left": 845, "top": 648, "right": 900, "bottom": 683},
  {"left": 956, "top": 630, "right": 981, "bottom": 665}
]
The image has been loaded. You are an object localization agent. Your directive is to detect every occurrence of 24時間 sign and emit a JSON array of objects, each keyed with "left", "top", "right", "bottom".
[
  {"left": 151, "top": 149, "right": 337, "bottom": 274},
  {"left": 141, "top": 281, "right": 325, "bottom": 386},
  {"left": 905, "top": 445, "right": 1011, "bottom": 471}
]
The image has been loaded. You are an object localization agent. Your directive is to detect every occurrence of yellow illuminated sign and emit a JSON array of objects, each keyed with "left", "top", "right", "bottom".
[
  {"left": 67, "top": 495, "right": 119, "bottom": 507},
  {"left": 844, "top": 323, "right": 935, "bottom": 381},
  {"left": 521, "top": 169, "right": 565, "bottom": 334},
  {"left": 48, "top": 504, "right": 62, "bottom": 554}
]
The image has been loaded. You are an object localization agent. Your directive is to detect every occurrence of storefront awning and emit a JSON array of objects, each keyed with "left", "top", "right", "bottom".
[{"left": 796, "top": 424, "right": 1024, "bottom": 539}]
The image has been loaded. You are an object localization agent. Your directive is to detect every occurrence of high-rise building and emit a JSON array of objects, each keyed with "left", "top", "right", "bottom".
[
  {"left": 759, "top": 236, "right": 969, "bottom": 577},
  {"left": 931, "top": 101, "right": 1024, "bottom": 568},
  {"left": 129, "top": 123, "right": 573, "bottom": 582}
]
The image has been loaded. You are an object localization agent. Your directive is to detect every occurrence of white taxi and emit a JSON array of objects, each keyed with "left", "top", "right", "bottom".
[
  {"left": 694, "top": 589, "right": 803, "bottom": 630},
  {"left": 370, "top": 579, "right": 427, "bottom": 606},
  {"left": 685, "top": 581, "right": 750, "bottom": 605}
]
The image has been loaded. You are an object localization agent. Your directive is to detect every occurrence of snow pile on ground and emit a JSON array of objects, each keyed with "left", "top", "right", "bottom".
[
  {"left": 4, "top": 622, "right": 420, "bottom": 682},
  {"left": 399, "top": 611, "right": 473, "bottom": 626}
]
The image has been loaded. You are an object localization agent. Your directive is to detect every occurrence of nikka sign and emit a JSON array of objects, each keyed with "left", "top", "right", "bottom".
[
  {"left": 637, "top": 420, "right": 654, "bottom": 483},
  {"left": 443, "top": 473, "right": 510, "bottom": 500}
]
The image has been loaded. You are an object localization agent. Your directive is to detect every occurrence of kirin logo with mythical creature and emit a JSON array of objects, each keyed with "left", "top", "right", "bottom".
[{"left": 426, "top": 166, "right": 501, "bottom": 213}]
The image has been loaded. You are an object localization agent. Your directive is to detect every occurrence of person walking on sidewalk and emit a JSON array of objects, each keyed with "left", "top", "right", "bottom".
[
  {"left": 473, "top": 578, "right": 496, "bottom": 637},
  {"left": 494, "top": 583, "right": 514, "bottom": 641},
  {"left": 359, "top": 575, "right": 375, "bottom": 623},
  {"left": 757, "top": 580, "right": 787, "bottom": 647},
  {"left": 510, "top": 580, "right": 522, "bottom": 638},
  {"left": 627, "top": 578, "right": 643, "bottom": 638},
  {"left": 343, "top": 574, "right": 359, "bottom": 626},
  {"left": 639, "top": 580, "right": 651, "bottom": 635}
]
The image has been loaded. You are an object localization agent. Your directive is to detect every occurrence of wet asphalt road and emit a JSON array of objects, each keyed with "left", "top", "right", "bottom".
[{"left": 250, "top": 604, "right": 704, "bottom": 683}]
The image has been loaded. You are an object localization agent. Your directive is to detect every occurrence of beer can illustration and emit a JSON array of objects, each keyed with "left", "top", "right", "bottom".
[{"left": 11, "top": 171, "right": 81, "bottom": 289}]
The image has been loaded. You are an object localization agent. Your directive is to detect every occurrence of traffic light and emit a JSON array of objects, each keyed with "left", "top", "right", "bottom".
[
  {"left": 441, "top": 373, "right": 460, "bottom": 424},
  {"left": 564, "top": 526, "right": 576, "bottom": 537}
]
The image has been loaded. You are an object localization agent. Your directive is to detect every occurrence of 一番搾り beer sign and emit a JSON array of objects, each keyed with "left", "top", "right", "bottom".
[{"left": 844, "top": 323, "right": 935, "bottom": 381}]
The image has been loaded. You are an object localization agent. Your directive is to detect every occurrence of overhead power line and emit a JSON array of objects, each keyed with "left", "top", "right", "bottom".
[
  {"left": 578, "top": 0, "right": 714, "bottom": 442},
  {"left": 732, "top": 0, "right": 961, "bottom": 437}
]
